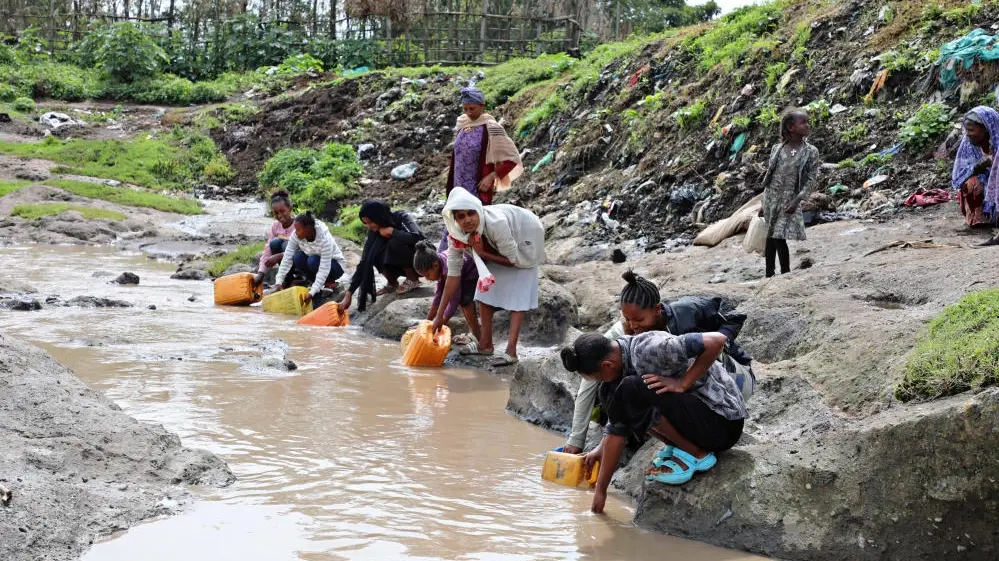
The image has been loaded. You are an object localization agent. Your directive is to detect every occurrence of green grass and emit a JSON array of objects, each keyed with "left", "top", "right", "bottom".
[
  {"left": 896, "top": 289, "right": 999, "bottom": 402},
  {"left": 684, "top": 1, "right": 786, "bottom": 71},
  {"left": 11, "top": 202, "right": 126, "bottom": 221},
  {"left": 45, "top": 178, "right": 202, "bottom": 215},
  {"left": 477, "top": 53, "right": 575, "bottom": 107},
  {"left": 330, "top": 205, "right": 367, "bottom": 243},
  {"left": 0, "top": 179, "right": 28, "bottom": 197},
  {"left": 208, "top": 242, "right": 266, "bottom": 277}
]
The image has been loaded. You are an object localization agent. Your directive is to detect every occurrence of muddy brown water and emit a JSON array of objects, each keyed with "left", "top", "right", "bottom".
[{"left": 1, "top": 245, "right": 765, "bottom": 561}]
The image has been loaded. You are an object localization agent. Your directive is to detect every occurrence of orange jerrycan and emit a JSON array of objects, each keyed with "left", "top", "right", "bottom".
[
  {"left": 214, "top": 273, "right": 263, "bottom": 306},
  {"left": 400, "top": 326, "right": 417, "bottom": 353},
  {"left": 401, "top": 321, "right": 451, "bottom": 367},
  {"left": 297, "top": 302, "right": 350, "bottom": 327},
  {"left": 262, "top": 286, "right": 314, "bottom": 316},
  {"left": 542, "top": 450, "right": 600, "bottom": 488}
]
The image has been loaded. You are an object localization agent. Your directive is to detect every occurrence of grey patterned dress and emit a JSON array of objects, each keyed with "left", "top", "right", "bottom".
[{"left": 761, "top": 142, "right": 821, "bottom": 241}]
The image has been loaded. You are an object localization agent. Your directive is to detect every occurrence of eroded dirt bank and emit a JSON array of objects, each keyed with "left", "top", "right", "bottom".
[{"left": 0, "top": 333, "right": 234, "bottom": 561}]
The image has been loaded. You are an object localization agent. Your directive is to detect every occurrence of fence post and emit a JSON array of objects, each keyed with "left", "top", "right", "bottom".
[
  {"left": 479, "top": 0, "right": 489, "bottom": 61},
  {"left": 614, "top": 0, "right": 621, "bottom": 40}
]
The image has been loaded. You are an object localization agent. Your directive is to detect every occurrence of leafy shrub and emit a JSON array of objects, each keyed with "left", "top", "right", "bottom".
[
  {"left": 900, "top": 103, "right": 952, "bottom": 150},
  {"left": 756, "top": 104, "right": 780, "bottom": 128},
  {"left": 258, "top": 143, "right": 363, "bottom": 217},
  {"left": 805, "top": 99, "right": 831, "bottom": 123},
  {"left": 95, "top": 23, "right": 169, "bottom": 82},
  {"left": 0, "top": 61, "right": 107, "bottom": 101},
  {"left": 516, "top": 92, "right": 568, "bottom": 137},
  {"left": 12, "top": 96, "right": 34, "bottom": 112},
  {"left": 764, "top": 61, "right": 788, "bottom": 92},
  {"left": 672, "top": 100, "right": 707, "bottom": 131},
  {"left": 896, "top": 289, "right": 999, "bottom": 402},
  {"left": 685, "top": 1, "right": 784, "bottom": 71},
  {"left": 840, "top": 122, "right": 869, "bottom": 143},
  {"left": 331, "top": 204, "right": 367, "bottom": 243}
]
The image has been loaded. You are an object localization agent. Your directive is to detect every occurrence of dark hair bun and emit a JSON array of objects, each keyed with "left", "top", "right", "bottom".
[
  {"left": 416, "top": 240, "right": 434, "bottom": 252},
  {"left": 272, "top": 190, "right": 290, "bottom": 198},
  {"left": 621, "top": 269, "right": 638, "bottom": 285},
  {"left": 560, "top": 347, "right": 579, "bottom": 372}
]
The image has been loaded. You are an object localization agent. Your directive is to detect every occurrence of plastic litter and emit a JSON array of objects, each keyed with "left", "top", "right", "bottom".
[
  {"left": 342, "top": 66, "right": 370, "bottom": 77},
  {"left": 938, "top": 29, "right": 999, "bottom": 89},
  {"left": 729, "top": 132, "right": 748, "bottom": 161},
  {"left": 879, "top": 143, "right": 903, "bottom": 157},
  {"left": 830, "top": 103, "right": 848, "bottom": 115},
  {"left": 532, "top": 150, "right": 555, "bottom": 172},
  {"left": 743, "top": 216, "right": 767, "bottom": 255},
  {"left": 828, "top": 184, "right": 849, "bottom": 195},
  {"left": 39, "top": 112, "right": 83, "bottom": 130},
  {"left": 903, "top": 188, "right": 951, "bottom": 208},
  {"left": 391, "top": 162, "right": 418, "bottom": 180},
  {"left": 863, "top": 174, "right": 889, "bottom": 189}
]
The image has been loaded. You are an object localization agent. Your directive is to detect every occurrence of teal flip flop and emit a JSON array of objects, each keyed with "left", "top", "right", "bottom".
[
  {"left": 674, "top": 449, "right": 717, "bottom": 472},
  {"left": 646, "top": 450, "right": 717, "bottom": 486},
  {"left": 652, "top": 445, "right": 675, "bottom": 468}
]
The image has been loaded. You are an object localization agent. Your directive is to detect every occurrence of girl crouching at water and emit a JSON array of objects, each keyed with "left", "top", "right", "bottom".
[
  {"left": 273, "top": 211, "right": 348, "bottom": 304},
  {"left": 254, "top": 190, "right": 296, "bottom": 287},
  {"left": 413, "top": 240, "right": 482, "bottom": 346},
  {"left": 561, "top": 331, "right": 748, "bottom": 514},
  {"left": 433, "top": 188, "right": 545, "bottom": 367},
  {"left": 759, "top": 109, "right": 820, "bottom": 277}
]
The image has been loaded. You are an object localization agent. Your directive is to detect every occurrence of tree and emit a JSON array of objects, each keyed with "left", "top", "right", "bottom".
[{"left": 607, "top": 0, "right": 720, "bottom": 35}]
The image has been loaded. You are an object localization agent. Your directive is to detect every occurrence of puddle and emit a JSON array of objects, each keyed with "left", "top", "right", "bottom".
[{"left": 1, "top": 245, "right": 767, "bottom": 561}]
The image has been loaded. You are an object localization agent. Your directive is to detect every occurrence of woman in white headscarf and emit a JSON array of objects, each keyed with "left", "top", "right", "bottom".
[{"left": 431, "top": 188, "right": 545, "bottom": 366}]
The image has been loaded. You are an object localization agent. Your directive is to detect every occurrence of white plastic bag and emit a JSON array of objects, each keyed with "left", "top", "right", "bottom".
[{"left": 743, "top": 216, "right": 767, "bottom": 254}]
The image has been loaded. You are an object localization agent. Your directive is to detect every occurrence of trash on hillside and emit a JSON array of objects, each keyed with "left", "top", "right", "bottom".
[
  {"left": 391, "top": 162, "right": 418, "bottom": 180},
  {"left": 864, "top": 239, "right": 960, "bottom": 257},
  {"left": 938, "top": 29, "right": 999, "bottom": 89},
  {"left": 709, "top": 105, "right": 726, "bottom": 127},
  {"left": 627, "top": 64, "right": 649, "bottom": 87},
  {"left": 829, "top": 184, "right": 849, "bottom": 195},
  {"left": 830, "top": 103, "right": 848, "bottom": 115},
  {"left": 863, "top": 174, "right": 889, "bottom": 189},
  {"left": 879, "top": 143, "right": 903, "bottom": 156},
  {"left": 532, "top": 151, "right": 555, "bottom": 172},
  {"left": 865, "top": 70, "right": 889, "bottom": 101},
  {"left": 342, "top": 66, "right": 370, "bottom": 77},
  {"left": 357, "top": 143, "right": 376, "bottom": 160},
  {"left": 729, "top": 132, "right": 748, "bottom": 161},
  {"left": 903, "top": 188, "right": 951, "bottom": 208}
]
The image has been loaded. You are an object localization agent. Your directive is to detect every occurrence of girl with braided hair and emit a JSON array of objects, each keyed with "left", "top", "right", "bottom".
[
  {"left": 412, "top": 240, "right": 481, "bottom": 346},
  {"left": 758, "top": 109, "right": 821, "bottom": 277}
]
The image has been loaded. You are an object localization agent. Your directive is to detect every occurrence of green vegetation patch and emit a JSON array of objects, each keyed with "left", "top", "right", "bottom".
[
  {"left": 0, "top": 179, "right": 29, "bottom": 197},
  {"left": 46, "top": 178, "right": 201, "bottom": 215},
  {"left": 900, "top": 102, "right": 953, "bottom": 150},
  {"left": 478, "top": 53, "right": 575, "bottom": 107},
  {"left": 896, "top": 289, "right": 999, "bottom": 402},
  {"left": 11, "top": 203, "right": 126, "bottom": 221},
  {"left": 258, "top": 143, "right": 363, "bottom": 217},
  {"left": 684, "top": 1, "right": 785, "bottom": 71},
  {"left": 208, "top": 242, "right": 266, "bottom": 277},
  {"left": 330, "top": 204, "right": 366, "bottom": 244}
]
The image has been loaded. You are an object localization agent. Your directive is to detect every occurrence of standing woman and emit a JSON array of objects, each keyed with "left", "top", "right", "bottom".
[
  {"left": 438, "top": 86, "right": 524, "bottom": 250},
  {"left": 254, "top": 190, "right": 296, "bottom": 286},
  {"left": 954, "top": 108, "right": 999, "bottom": 245},
  {"left": 432, "top": 188, "right": 545, "bottom": 367},
  {"left": 338, "top": 200, "right": 424, "bottom": 313},
  {"left": 758, "top": 109, "right": 821, "bottom": 277}
]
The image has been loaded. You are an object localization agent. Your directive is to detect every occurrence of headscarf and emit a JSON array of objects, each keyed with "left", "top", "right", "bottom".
[
  {"left": 453, "top": 114, "right": 524, "bottom": 192},
  {"left": 958, "top": 107, "right": 999, "bottom": 200},
  {"left": 460, "top": 87, "right": 485, "bottom": 105},
  {"left": 442, "top": 188, "right": 494, "bottom": 292},
  {"left": 358, "top": 200, "right": 396, "bottom": 228}
]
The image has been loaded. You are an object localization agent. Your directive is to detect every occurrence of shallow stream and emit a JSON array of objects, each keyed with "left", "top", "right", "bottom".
[{"left": 1, "top": 245, "right": 763, "bottom": 561}]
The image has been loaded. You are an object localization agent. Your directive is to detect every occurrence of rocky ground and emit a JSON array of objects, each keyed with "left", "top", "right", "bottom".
[{"left": 0, "top": 332, "right": 235, "bottom": 561}]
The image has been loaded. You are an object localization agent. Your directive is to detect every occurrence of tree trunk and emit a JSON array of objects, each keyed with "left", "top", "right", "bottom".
[{"left": 328, "top": 0, "right": 336, "bottom": 39}]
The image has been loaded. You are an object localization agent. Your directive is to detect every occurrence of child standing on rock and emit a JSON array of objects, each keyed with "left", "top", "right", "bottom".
[{"left": 759, "top": 109, "right": 821, "bottom": 277}]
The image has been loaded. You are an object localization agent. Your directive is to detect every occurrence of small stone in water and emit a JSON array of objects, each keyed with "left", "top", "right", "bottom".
[
  {"left": 187, "top": 294, "right": 197, "bottom": 302},
  {"left": 147, "top": 305, "right": 157, "bottom": 310}
]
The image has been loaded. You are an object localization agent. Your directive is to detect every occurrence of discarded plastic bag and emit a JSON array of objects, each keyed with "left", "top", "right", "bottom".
[
  {"left": 391, "top": 162, "right": 418, "bottom": 180},
  {"left": 743, "top": 216, "right": 767, "bottom": 254},
  {"left": 532, "top": 151, "right": 555, "bottom": 172}
]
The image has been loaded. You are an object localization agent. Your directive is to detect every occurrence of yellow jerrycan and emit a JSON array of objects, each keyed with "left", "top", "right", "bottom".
[
  {"left": 401, "top": 321, "right": 451, "bottom": 367},
  {"left": 213, "top": 272, "right": 263, "bottom": 306},
  {"left": 262, "top": 286, "right": 314, "bottom": 316},
  {"left": 542, "top": 450, "right": 600, "bottom": 488}
]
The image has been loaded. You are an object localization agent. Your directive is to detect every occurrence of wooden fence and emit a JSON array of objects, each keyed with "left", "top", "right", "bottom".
[{"left": 0, "top": 7, "right": 579, "bottom": 67}]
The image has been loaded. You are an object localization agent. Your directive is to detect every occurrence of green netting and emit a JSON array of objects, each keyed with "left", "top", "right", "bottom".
[{"left": 938, "top": 28, "right": 999, "bottom": 89}]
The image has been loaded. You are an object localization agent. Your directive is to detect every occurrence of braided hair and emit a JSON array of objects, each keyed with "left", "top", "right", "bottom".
[
  {"left": 294, "top": 210, "right": 316, "bottom": 229},
  {"left": 412, "top": 240, "right": 441, "bottom": 273},
  {"left": 780, "top": 109, "right": 809, "bottom": 142},
  {"left": 620, "top": 270, "right": 661, "bottom": 310},
  {"left": 560, "top": 332, "right": 613, "bottom": 375}
]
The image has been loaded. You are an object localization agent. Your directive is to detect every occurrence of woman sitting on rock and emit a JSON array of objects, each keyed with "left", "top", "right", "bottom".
[
  {"left": 338, "top": 200, "right": 424, "bottom": 313},
  {"left": 561, "top": 271, "right": 753, "bottom": 455},
  {"left": 412, "top": 240, "right": 481, "bottom": 346},
  {"left": 561, "top": 330, "right": 748, "bottom": 513},
  {"left": 438, "top": 86, "right": 523, "bottom": 250},
  {"left": 952, "top": 107, "right": 999, "bottom": 244},
  {"left": 759, "top": 109, "right": 821, "bottom": 277},
  {"left": 254, "top": 190, "right": 296, "bottom": 287},
  {"left": 432, "top": 188, "right": 545, "bottom": 367},
  {"left": 273, "top": 211, "right": 348, "bottom": 304}
]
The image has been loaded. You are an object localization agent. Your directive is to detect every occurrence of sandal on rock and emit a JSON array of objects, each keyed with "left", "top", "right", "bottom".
[
  {"left": 396, "top": 279, "right": 420, "bottom": 294},
  {"left": 647, "top": 450, "right": 716, "bottom": 485},
  {"left": 652, "top": 445, "right": 675, "bottom": 468},
  {"left": 453, "top": 333, "right": 477, "bottom": 346},
  {"left": 459, "top": 341, "right": 493, "bottom": 356},
  {"left": 491, "top": 351, "right": 519, "bottom": 367},
  {"left": 376, "top": 285, "right": 397, "bottom": 296}
]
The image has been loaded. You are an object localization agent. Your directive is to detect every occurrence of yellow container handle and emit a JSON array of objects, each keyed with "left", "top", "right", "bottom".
[{"left": 586, "top": 461, "right": 600, "bottom": 486}]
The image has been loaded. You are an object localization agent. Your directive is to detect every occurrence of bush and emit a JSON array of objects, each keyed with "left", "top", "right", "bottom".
[
  {"left": 900, "top": 103, "right": 953, "bottom": 150},
  {"left": 95, "top": 23, "right": 169, "bottom": 82},
  {"left": 258, "top": 143, "right": 363, "bottom": 217},
  {"left": 896, "top": 289, "right": 999, "bottom": 402},
  {"left": 330, "top": 204, "right": 367, "bottom": 243},
  {"left": 672, "top": 100, "right": 707, "bottom": 131},
  {"left": 12, "top": 96, "right": 35, "bottom": 112},
  {"left": 756, "top": 104, "right": 780, "bottom": 128}
]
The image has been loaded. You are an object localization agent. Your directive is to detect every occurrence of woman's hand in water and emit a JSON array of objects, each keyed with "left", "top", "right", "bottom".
[
  {"left": 378, "top": 226, "right": 394, "bottom": 238},
  {"left": 642, "top": 374, "right": 688, "bottom": 394},
  {"left": 581, "top": 447, "right": 601, "bottom": 471},
  {"left": 591, "top": 489, "right": 607, "bottom": 514},
  {"left": 478, "top": 172, "right": 496, "bottom": 193}
]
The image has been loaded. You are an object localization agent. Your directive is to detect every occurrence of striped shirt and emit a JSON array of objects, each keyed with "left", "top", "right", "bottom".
[{"left": 275, "top": 221, "right": 348, "bottom": 296}]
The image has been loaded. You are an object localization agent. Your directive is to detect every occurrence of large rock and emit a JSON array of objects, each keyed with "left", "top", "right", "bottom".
[
  {"left": 0, "top": 333, "right": 234, "bottom": 561},
  {"left": 505, "top": 339, "right": 581, "bottom": 432},
  {"left": 491, "top": 278, "right": 579, "bottom": 346},
  {"left": 620, "top": 372, "right": 999, "bottom": 561}
]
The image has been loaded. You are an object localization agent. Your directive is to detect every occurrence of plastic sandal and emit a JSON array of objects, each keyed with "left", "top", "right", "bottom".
[
  {"left": 458, "top": 341, "right": 493, "bottom": 356},
  {"left": 672, "top": 449, "right": 717, "bottom": 473},
  {"left": 652, "top": 445, "right": 676, "bottom": 468},
  {"left": 646, "top": 460, "right": 694, "bottom": 485},
  {"left": 491, "top": 351, "right": 519, "bottom": 367}
]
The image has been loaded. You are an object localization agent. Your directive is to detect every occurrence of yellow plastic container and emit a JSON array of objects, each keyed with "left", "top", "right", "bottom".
[
  {"left": 400, "top": 326, "right": 416, "bottom": 353},
  {"left": 213, "top": 272, "right": 263, "bottom": 306},
  {"left": 542, "top": 451, "right": 600, "bottom": 488},
  {"left": 262, "top": 286, "right": 314, "bottom": 316},
  {"left": 401, "top": 321, "right": 451, "bottom": 367},
  {"left": 297, "top": 302, "right": 349, "bottom": 327}
]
